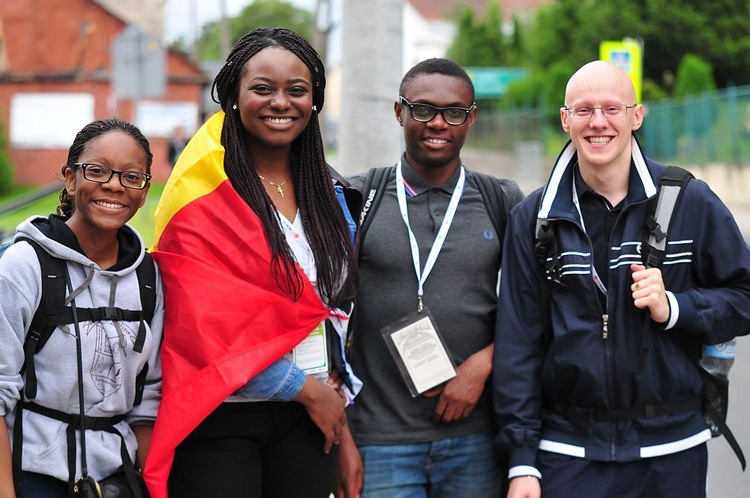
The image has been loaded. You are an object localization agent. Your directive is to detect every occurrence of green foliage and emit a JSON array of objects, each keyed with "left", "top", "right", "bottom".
[
  {"left": 673, "top": 54, "right": 716, "bottom": 98},
  {"left": 527, "top": 0, "right": 643, "bottom": 77},
  {"left": 502, "top": 61, "right": 575, "bottom": 129},
  {"left": 194, "top": 0, "right": 314, "bottom": 61},
  {"left": 506, "top": 16, "right": 525, "bottom": 67},
  {"left": 643, "top": 0, "right": 750, "bottom": 89},
  {"left": 0, "top": 119, "right": 14, "bottom": 193},
  {"left": 517, "top": 0, "right": 750, "bottom": 93},
  {"left": 642, "top": 79, "right": 668, "bottom": 102},
  {"left": 446, "top": 4, "right": 505, "bottom": 66}
]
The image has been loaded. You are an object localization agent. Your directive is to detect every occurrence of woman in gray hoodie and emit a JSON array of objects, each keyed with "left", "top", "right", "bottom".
[{"left": 0, "top": 118, "right": 164, "bottom": 497}]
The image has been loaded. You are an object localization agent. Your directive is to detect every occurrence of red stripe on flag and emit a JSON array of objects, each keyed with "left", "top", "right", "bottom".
[{"left": 143, "top": 180, "right": 328, "bottom": 497}]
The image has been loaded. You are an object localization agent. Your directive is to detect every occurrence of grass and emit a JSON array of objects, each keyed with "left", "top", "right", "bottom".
[{"left": 0, "top": 183, "right": 165, "bottom": 248}]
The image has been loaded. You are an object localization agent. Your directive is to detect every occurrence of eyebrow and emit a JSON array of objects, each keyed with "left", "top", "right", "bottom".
[
  {"left": 408, "top": 100, "right": 470, "bottom": 107},
  {"left": 250, "top": 76, "right": 311, "bottom": 85}
]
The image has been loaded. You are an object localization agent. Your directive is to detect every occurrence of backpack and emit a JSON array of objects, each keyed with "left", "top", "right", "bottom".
[{"left": 534, "top": 165, "right": 746, "bottom": 470}]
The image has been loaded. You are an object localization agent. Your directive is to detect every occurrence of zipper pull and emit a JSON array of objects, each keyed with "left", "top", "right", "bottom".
[{"left": 602, "top": 314, "right": 609, "bottom": 339}]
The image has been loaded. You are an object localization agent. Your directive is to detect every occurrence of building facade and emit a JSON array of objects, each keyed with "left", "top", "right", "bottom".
[{"left": 0, "top": 0, "right": 206, "bottom": 186}]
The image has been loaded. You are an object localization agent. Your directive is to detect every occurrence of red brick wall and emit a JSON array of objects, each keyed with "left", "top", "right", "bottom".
[{"left": 0, "top": 0, "right": 206, "bottom": 186}]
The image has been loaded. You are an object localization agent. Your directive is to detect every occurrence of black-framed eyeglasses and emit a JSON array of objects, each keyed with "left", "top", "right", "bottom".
[
  {"left": 399, "top": 96, "right": 476, "bottom": 126},
  {"left": 74, "top": 163, "right": 151, "bottom": 190},
  {"left": 562, "top": 104, "right": 637, "bottom": 119}
]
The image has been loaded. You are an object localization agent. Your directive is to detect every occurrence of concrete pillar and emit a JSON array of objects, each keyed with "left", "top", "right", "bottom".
[{"left": 339, "top": 0, "right": 405, "bottom": 175}]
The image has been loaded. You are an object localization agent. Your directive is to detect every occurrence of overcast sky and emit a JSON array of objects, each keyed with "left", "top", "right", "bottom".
[{"left": 164, "top": 0, "right": 317, "bottom": 43}]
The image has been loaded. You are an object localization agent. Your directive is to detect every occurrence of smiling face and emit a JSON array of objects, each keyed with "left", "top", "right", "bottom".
[
  {"left": 396, "top": 73, "right": 476, "bottom": 181},
  {"left": 65, "top": 130, "right": 149, "bottom": 239},
  {"left": 236, "top": 46, "right": 313, "bottom": 153},
  {"left": 561, "top": 61, "right": 644, "bottom": 174}
]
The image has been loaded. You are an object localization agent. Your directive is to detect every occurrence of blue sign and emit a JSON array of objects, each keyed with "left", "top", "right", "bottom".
[{"left": 465, "top": 67, "right": 529, "bottom": 98}]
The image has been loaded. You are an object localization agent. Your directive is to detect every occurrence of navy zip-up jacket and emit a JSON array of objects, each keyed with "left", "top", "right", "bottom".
[{"left": 494, "top": 138, "right": 750, "bottom": 472}]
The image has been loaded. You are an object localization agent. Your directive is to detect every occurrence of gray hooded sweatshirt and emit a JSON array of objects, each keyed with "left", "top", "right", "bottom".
[{"left": 0, "top": 215, "right": 164, "bottom": 482}]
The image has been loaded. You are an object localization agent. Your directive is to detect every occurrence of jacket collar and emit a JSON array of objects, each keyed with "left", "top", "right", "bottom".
[{"left": 537, "top": 136, "right": 660, "bottom": 222}]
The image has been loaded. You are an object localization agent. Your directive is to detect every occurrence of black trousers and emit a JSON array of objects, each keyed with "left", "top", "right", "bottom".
[
  {"left": 168, "top": 401, "right": 338, "bottom": 498},
  {"left": 538, "top": 443, "right": 708, "bottom": 498}
]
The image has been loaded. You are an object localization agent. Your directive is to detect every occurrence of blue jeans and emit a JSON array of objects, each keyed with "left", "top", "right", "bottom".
[{"left": 358, "top": 431, "right": 504, "bottom": 498}]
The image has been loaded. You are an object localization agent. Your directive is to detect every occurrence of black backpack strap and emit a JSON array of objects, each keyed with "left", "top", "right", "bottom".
[
  {"left": 470, "top": 171, "right": 504, "bottom": 238},
  {"left": 133, "top": 252, "right": 156, "bottom": 353},
  {"left": 533, "top": 196, "right": 560, "bottom": 348},
  {"left": 16, "top": 237, "right": 67, "bottom": 400},
  {"left": 470, "top": 171, "right": 526, "bottom": 247},
  {"left": 357, "top": 166, "right": 394, "bottom": 247},
  {"left": 132, "top": 252, "right": 156, "bottom": 405}
]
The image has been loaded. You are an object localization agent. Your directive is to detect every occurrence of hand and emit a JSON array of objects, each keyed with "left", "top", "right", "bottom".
[
  {"left": 327, "top": 369, "right": 345, "bottom": 396},
  {"left": 507, "top": 475, "right": 541, "bottom": 498},
  {"left": 630, "top": 264, "right": 670, "bottom": 323},
  {"left": 294, "top": 376, "right": 347, "bottom": 453},
  {"left": 426, "top": 345, "right": 492, "bottom": 423},
  {"left": 334, "top": 425, "right": 363, "bottom": 498},
  {"left": 132, "top": 424, "right": 153, "bottom": 471}
]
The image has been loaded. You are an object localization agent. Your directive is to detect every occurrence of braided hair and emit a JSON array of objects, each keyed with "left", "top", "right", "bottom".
[
  {"left": 57, "top": 118, "right": 153, "bottom": 219},
  {"left": 212, "top": 27, "right": 356, "bottom": 306}
]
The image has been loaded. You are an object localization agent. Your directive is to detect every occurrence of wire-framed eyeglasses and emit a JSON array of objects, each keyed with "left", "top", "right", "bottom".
[
  {"left": 74, "top": 163, "right": 151, "bottom": 190},
  {"left": 563, "top": 104, "right": 637, "bottom": 119},
  {"left": 399, "top": 96, "right": 476, "bottom": 126}
]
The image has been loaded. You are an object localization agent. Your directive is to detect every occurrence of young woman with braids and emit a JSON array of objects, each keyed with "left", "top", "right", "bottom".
[
  {"left": 145, "top": 27, "right": 361, "bottom": 498},
  {"left": 0, "top": 118, "right": 163, "bottom": 497}
]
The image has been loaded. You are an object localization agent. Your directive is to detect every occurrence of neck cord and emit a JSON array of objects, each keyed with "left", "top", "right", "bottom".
[{"left": 65, "top": 266, "right": 91, "bottom": 481}]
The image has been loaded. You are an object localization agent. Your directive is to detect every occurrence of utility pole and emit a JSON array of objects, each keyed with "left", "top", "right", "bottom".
[
  {"left": 339, "top": 0, "right": 404, "bottom": 175},
  {"left": 219, "top": 0, "right": 231, "bottom": 60}
]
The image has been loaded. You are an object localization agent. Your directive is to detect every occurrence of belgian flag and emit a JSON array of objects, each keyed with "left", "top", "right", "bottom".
[{"left": 143, "top": 112, "right": 328, "bottom": 497}]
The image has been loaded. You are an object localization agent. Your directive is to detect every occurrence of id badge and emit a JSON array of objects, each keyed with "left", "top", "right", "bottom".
[
  {"left": 381, "top": 307, "right": 457, "bottom": 397},
  {"left": 293, "top": 322, "right": 329, "bottom": 375}
]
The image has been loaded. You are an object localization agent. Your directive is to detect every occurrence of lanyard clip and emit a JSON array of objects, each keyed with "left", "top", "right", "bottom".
[{"left": 418, "top": 296, "right": 424, "bottom": 314}]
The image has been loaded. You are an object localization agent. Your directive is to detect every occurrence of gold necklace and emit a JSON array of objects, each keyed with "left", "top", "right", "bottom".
[{"left": 258, "top": 174, "right": 288, "bottom": 198}]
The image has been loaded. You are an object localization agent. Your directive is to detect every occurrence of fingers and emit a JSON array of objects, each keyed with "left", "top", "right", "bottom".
[
  {"left": 327, "top": 369, "right": 344, "bottom": 391},
  {"left": 631, "top": 267, "right": 671, "bottom": 323}
]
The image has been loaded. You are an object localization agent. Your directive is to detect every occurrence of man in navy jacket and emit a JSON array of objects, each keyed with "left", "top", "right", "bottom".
[{"left": 493, "top": 60, "right": 750, "bottom": 498}]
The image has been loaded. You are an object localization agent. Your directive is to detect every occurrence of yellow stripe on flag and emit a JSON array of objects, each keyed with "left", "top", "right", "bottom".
[{"left": 152, "top": 111, "right": 228, "bottom": 250}]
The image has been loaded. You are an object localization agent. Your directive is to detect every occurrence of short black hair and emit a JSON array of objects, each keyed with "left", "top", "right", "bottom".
[{"left": 399, "top": 58, "right": 475, "bottom": 102}]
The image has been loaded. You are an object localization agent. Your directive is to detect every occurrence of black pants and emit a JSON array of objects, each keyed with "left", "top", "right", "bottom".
[
  {"left": 168, "top": 401, "right": 338, "bottom": 498},
  {"left": 538, "top": 443, "right": 708, "bottom": 498}
]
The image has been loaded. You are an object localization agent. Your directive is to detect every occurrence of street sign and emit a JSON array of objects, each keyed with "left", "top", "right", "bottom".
[
  {"left": 600, "top": 39, "right": 643, "bottom": 103},
  {"left": 112, "top": 25, "right": 166, "bottom": 99}
]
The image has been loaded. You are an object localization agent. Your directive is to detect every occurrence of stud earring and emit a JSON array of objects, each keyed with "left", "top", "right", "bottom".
[
  {"left": 312, "top": 105, "right": 317, "bottom": 112},
  {"left": 232, "top": 104, "right": 238, "bottom": 110}
]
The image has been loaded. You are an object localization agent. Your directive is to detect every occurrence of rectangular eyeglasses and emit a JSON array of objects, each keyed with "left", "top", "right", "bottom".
[{"left": 74, "top": 163, "right": 151, "bottom": 190}]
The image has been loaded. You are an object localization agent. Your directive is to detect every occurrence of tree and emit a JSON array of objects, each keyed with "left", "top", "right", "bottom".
[
  {"left": 673, "top": 54, "right": 716, "bottom": 99},
  {"left": 521, "top": 0, "right": 750, "bottom": 92},
  {"left": 0, "top": 118, "right": 13, "bottom": 193},
  {"left": 192, "top": 0, "right": 314, "bottom": 61},
  {"left": 446, "top": 3, "right": 505, "bottom": 67}
]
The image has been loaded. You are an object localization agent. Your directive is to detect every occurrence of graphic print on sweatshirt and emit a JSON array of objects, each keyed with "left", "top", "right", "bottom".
[{"left": 86, "top": 320, "right": 138, "bottom": 397}]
